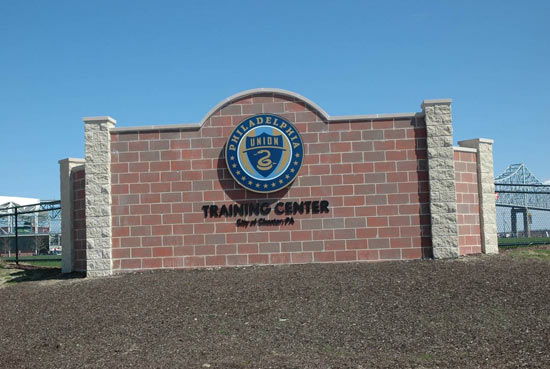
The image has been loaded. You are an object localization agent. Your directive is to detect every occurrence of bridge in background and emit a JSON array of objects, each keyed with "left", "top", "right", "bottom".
[{"left": 495, "top": 164, "right": 550, "bottom": 239}]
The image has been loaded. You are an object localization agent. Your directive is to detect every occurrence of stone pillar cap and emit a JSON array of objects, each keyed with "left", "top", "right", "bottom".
[
  {"left": 421, "top": 99, "right": 452, "bottom": 110},
  {"left": 83, "top": 116, "right": 117, "bottom": 124},
  {"left": 58, "top": 158, "right": 86, "bottom": 164},
  {"left": 458, "top": 138, "right": 494, "bottom": 145}
]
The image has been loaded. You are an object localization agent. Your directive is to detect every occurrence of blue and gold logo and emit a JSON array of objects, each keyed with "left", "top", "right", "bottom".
[{"left": 225, "top": 114, "right": 304, "bottom": 193}]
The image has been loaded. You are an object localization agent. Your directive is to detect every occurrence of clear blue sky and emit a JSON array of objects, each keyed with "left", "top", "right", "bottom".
[{"left": 1, "top": 0, "right": 549, "bottom": 199}]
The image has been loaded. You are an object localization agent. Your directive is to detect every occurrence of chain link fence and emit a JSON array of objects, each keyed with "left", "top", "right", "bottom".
[
  {"left": 0, "top": 201, "right": 61, "bottom": 263},
  {"left": 496, "top": 184, "right": 550, "bottom": 246}
]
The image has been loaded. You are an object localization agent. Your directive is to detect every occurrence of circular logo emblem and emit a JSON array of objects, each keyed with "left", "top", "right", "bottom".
[{"left": 225, "top": 114, "right": 304, "bottom": 193}]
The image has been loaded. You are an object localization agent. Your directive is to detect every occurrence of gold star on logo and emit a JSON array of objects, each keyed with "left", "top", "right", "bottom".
[
  {"left": 236, "top": 170, "right": 241, "bottom": 175},
  {"left": 295, "top": 153, "right": 300, "bottom": 158},
  {"left": 271, "top": 182, "right": 276, "bottom": 187},
  {"left": 285, "top": 174, "right": 290, "bottom": 179},
  {"left": 293, "top": 161, "right": 299, "bottom": 166},
  {"left": 290, "top": 168, "right": 295, "bottom": 173},
  {"left": 248, "top": 180, "right": 252, "bottom": 185},
  {"left": 256, "top": 183, "right": 260, "bottom": 188},
  {"left": 230, "top": 156, "right": 235, "bottom": 161},
  {"left": 263, "top": 184, "right": 268, "bottom": 188},
  {"left": 279, "top": 179, "right": 283, "bottom": 184},
  {"left": 241, "top": 176, "right": 246, "bottom": 181}
]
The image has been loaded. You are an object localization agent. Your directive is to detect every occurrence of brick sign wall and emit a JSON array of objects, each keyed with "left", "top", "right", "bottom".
[
  {"left": 60, "top": 88, "right": 498, "bottom": 276},
  {"left": 109, "top": 93, "right": 431, "bottom": 272}
]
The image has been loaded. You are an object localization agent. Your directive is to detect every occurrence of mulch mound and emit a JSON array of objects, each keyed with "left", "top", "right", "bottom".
[{"left": 1, "top": 253, "right": 549, "bottom": 368}]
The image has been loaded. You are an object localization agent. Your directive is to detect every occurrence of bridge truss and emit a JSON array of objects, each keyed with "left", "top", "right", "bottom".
[{"left": 494, "top": 164, "right": 550, "bottom": 240}]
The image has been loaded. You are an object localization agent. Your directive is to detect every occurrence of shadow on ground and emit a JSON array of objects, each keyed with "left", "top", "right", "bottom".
[{"left": 0, "top": 263, "right": 85, "bottom": 285}]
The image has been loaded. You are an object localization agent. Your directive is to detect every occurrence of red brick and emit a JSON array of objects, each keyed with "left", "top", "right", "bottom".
[
  {"left": 129, "top": 183, "right": 150, "bottom": 194},
  {"left": 171, "top": 161, "right": 191, "bottom": 171},
  {"left": 195, "top": 245, "right": 216, "bottom": 255},
  {"left": 131, "top": 247, "right": 152, "bottom": 258},
  {"left": 174, "top": 246, "right": 194, "bottom": 256},
  {"left": 216, "top": 244, "right": 236, "bottom": 255},
  {"left": 374, "top": 141, "right": 395, "bottom": 151},
  {"left": 325, "top": 240, "right": 346, "bottom": 250},
  {"left": 112, "top": 163, "right": 130, "bottom": 174},
  {"left": 141, "top": 215, "right": 161, "bottom": 225},
  {"left": 120, "top": 216, "right": 140, "bottom": 226},
  {"left": 184, "top": 256, "right": 205, "bottom": 267},
  {"left": 391, "top": 238, "right": 412, "bottom": 248},
  {"left": 112, "top": 227, "right": 129, "bottom": 237},
  {"left": 344, "top": 196, "right": 365, "bottom": 206},
  {"left": 130, "top": 226, "right": 151, "bottom": 237},
  {"left": 121, "top": 237, "right": 141, "bottom": 247},
  {"left": 150, "top": 161, "right": 171, "bottom": 172},
  {"left": 402, "top": 248, "right": 423, "bottom": 259},
  {"left": 335, "top": 250, "right": 357, "bottom": 261},
  {"left": 379, "top": 249, "right": 401, "bottom": 260},
  {"left": 249, "top": 254, "right": 269, "bottom": 264},
  {"left": 314, "top": 251, "right": 335, "bottom": 262},
  {"left": 163, "top": 257, "right": 184, "bottom": 268},
  {"left": 291, "top": 252, "right": 313, "bottom": 264},
  {"left": 140, "top": 151, "right": 160, "bottom": 162},
  {"left": 121, "top": 259, "right": 141, "bottom": 269},
  {"left": 352, "top": 247, "right": 378, "bottom": 260},
  {"left": 119, "top": 173, "right": 140, "bottom": 184},
  {"left": 269, "top": 232, "right": 290, "bottom": 242},
  {"left": 130, "top": 204, "right": 150, "bottom": 215},
  {"left": 367, "top": 216, "right": 388, "bottom": 227},
  {"left": 163, "top": 235, "right": 183, "bottom": 246},
  {"left": 151, "top": 225, "right": 172, "bottom": 235},
  {"left": 346, "top": 239, "right": 367, "bottom": 250},
  {"left": 227, "top": 255, "right": 248, "bottom": 266},
  {"left": 153, "top": 247, "right": 173, "bottom": 257},
  {"left": 139, "top": 194, "right": 159, "bottom": 204},
  {"left": 139, "top": 131, "right": 159, "bottom": 140},
  {"left": 206, "top": 255, "right": 227, "bottom": 266},
  {"left": 368, "top": 238, "right": 390, "bottom": 249},
  {"left": 226, "top": 233, "right": 246, "bottom": 243},
  {"left": 290, "top": 231, "right": 312, "bottom": 241},
  {"left": 173, "top": 224, "right": 193, "bottom": 234},
  {"left": 330, "top": 142, "right": 352, "bottom": 152},
  {"left": 142, "top": 236, "right": 162, "bottom": 247},
  {"left": 271, "top": 253, "right": 291, "bottom": 264},
  {"left": 352, "top": 162, "right": 374, "bottom": 173},
  {"left": 238, "top": 244, "right": 258, "bottom": 254},
  {"left": 374, "top": 162, "right": 396, "bottom": 172},
  {"left": 112, "top": 248, "right": 130, "bottom": 258},
  {"left": 163, "top": 214, "right": 182, "bottom": 224}
]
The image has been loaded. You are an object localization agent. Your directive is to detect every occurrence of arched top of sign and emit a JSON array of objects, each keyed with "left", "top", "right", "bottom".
[
  {"left": 109, "top": 88, "right": 419, "bottom": 133},
  {"left": 200, "top": 88, "right": 330, "bottom": 127}
]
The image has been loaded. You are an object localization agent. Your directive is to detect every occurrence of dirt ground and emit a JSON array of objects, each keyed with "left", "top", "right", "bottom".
[{"left": 0, "top": 249, "right": 549, "bottom": 369}]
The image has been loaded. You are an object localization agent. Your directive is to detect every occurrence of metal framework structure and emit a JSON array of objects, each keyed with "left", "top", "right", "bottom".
[
  {"left": 495, "top": 164, "right": 550, "bottom": 239},
  {"left": 495, "top": 164, "right": 550, "bottom": 211},
  {"left": 0, "top": 200, "right": 61, "bottom": 263}
]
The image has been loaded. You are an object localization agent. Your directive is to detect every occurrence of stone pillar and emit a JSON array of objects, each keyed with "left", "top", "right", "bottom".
[
  {"left": 422, "top": 99, "right": 460, "bottom": 258},
  {"left": 59, "top": 158, "right": 85, "bottom": 273},
  {"left": 458, "top": 138, "right": 498, "bottom": 254},
  {"left": 84, "top": 116, "right": 116, "bottom": 276}
]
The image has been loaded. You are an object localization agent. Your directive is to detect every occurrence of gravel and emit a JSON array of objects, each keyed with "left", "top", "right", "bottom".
[{"left": 1, "top": 251, "right": 549, "bottom": 368}]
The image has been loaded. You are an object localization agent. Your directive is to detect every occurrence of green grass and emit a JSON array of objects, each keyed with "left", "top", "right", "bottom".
[
  {"left": 498, "top": 237, "right": 550, "bottom": 246},
  {"left": 507, "top": 248, "right": 550, "bottom": 261},
  {"left": 4, "top": 255, "right": 61, "bottom": 268}
]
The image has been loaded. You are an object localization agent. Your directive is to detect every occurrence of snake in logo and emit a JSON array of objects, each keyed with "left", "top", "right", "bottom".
[{"left": 225, "top": 114, "right": 304, "bottom": 193}]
